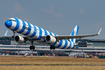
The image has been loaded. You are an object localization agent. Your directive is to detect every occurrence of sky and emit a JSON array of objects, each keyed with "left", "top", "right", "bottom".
[{"left": 0, "top": 0, "right": 105, "bottom": 39}]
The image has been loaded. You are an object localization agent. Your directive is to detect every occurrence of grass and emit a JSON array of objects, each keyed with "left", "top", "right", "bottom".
[
  {"left": 0, "top": 56, "right": 105, "bottom": 70},
  {"left": 0, "top": 56, "right": 105, "bottom": 65},
  {"left": 0, "top": 56, "right": 105, "bottom": 62},
  {"left": 1, "top": 66, "right": 105, "bottom": 70}
]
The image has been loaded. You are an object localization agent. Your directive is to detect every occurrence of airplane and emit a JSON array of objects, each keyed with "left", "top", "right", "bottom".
[
  {"left": 18, "top": 50, "right": 37, "bottom": 57},
  {"left": 68, "top": 52, "right": 87, "bottom": 57},
  {"left": 18, "top": 50, "right": 33, "bottom": 54},
  {"left": 4, "top": 18, "right": 102, "bottom": 50}
]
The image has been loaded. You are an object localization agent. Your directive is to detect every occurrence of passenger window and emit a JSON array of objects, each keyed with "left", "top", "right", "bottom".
[
  {"left": 23, "top": 25, "right": 31, "bottom": 31},
  {"left": 28, "top": 27, "right": 31, "bottom": 31}
]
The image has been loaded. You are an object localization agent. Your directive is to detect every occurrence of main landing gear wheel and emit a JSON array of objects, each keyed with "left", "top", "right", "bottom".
[
  {"left": 30, "top": 46, "right": 35, "bottom": 50},
  {"left": 50, "top": 46, "right": 55, "bottom": 50},
  {"left": 30, "top": 40, "right": 35, "bottom": 50}
]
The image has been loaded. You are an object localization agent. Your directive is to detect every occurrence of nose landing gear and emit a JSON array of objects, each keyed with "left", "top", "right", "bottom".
[{"left": 12, "top": 31, "right": 15, "bottom": 38}]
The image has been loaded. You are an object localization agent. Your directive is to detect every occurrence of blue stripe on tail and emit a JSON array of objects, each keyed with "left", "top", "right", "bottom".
[{"left": 70, "top": 26, "right": 79, "bottom": 44}]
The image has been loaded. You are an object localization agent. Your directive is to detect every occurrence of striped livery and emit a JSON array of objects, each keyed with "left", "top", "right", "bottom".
[{"left": 5, "top": 18, "right": 79, "bottom": 49}]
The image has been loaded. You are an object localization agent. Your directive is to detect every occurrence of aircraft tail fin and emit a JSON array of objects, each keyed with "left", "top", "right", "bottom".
[{"left": 70, "top": 25, "right": 79, "bottom": 44}]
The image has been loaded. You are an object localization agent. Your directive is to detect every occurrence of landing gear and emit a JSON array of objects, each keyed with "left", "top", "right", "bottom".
[
  {"left": 12, "top": 31, "right": 15, "bottom": 38},
  {"left": 30, "top": 40, "right": 35, "bottom": 50},
  {"left": 50, "top": 45, "right": 55, "bottom": 50},
  {"left": 30, "top": 46, "right": 35, "bottom": 50}
]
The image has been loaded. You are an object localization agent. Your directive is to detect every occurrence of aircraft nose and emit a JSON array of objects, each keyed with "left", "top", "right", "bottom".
[{"left": 5, "top": 21, "right": 12, "bottom": 28}]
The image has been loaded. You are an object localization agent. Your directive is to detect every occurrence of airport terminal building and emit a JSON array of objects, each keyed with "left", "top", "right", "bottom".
[{"left": 0, "top": 37, "right": 105, "bottom": 55}]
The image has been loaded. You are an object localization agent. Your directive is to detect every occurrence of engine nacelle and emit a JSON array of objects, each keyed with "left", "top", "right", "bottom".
[
  {"left": 15, "top": 36, "right": 26, "bottom": 43},
  {"left": 45, "top": 35, "right": 56, "bottom": 43}
]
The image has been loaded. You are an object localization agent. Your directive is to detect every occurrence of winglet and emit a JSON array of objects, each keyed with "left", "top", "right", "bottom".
[
  {"left": 4, "top": 30, "right": 8, "bottom": 36},
  {"left": 98, "top": 28, "right": 102, "bottom": 35}
]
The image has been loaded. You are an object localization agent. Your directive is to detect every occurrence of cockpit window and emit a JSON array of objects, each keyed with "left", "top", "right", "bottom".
[{"left": 8, "top": 19, "right": 16, "bottom": 22}]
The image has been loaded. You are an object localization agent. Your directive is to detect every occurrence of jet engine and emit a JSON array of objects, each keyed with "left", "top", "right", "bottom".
[
  {"left": 45, "top": 35, "right": 56, "bottom": 43},
  {"left": 15, "top": 36, "right": 26, "bottom": 43}
]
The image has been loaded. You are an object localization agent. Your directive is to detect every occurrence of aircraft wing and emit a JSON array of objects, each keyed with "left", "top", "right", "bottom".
[
  {"left": 42, "top": 28, "right": 102, "bottom": 41},
  {"left": 4, "top": 28, "right": 102, "bottom": 41},
  {"left": 55, "top": 28, "right": 102, "bottom": 40}
]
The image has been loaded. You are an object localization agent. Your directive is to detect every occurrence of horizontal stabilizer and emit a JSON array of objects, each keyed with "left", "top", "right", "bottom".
[{"left": 74, "top": 44, "right": 92, "bottom": 47}]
